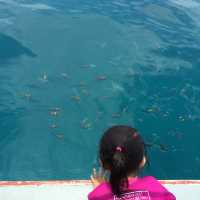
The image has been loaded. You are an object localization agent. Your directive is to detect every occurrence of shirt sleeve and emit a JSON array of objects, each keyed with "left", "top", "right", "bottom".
[{"left": 166, "top": 192, "right": 176, "bottom": 200}]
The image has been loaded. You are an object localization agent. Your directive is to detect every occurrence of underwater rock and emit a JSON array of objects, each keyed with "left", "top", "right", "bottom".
[{"left": 0, "top": 33, "right": 36, "bottom": 64}]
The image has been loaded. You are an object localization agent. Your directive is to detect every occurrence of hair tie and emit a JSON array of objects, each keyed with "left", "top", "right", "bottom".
[{"left": 116, "top": 146, "right": 123, "bottom": 152}]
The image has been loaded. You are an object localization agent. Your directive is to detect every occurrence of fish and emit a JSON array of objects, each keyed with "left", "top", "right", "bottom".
[
  {"left": 49, "top": 111, "right": 59, "bottom": 116},
  {"left": 111, "top": 81, "right": 124, "bottom": 93},
  {"left": 142, "top": 108, "right": 157, "bottom": 113},
  {"left": 72, "top": 16, "right": 81, "bottom": 20},
  {"left": 39, "top": 73, "right": 48, "bottom": 82},
  {"left": 141, "top": 107, "right": 162, "bottom": 118},
  {"left": 80, "top": 64, "right": 97, "bottom": 69},
  {"left": 178, "top": 115, "right": 186, "bottom": 122},
  {"left": 55, "top": 134, "right": 64, "bottom": 139},
  {"left": 96, "top": 76, "right": 107, "bottom": 81},
  {"left": 50, "top": 124, "right": 58, "bottom": 129},
  {"left": 24, "top": 93, "right": 32, "bottom": 99},
  {"left": 144, "top": 142, "right": 154, "bottom": 148},
  {"left": 111, "top": 113, "right": 121, "bottom": 118},
  {"left": 162, "top": 111, "right": 170, "bottom": 117},
  {"left": 80, "top": 118, "right": 92, "bottom": 129},
  {"left": 81, "top": 89, "right": 89, "bottom": 96},
  {"left": 48, "top": 107, "right": 61, "bottom": 116},
  {"left": 137, "top": 118, "right": 144, "bottom": 123},
  {"left": 98, "top": 95, "right": 112, "bottom": 100},
  {"left": 79, "top": 81, "right": 87, "bottom": 87},
  {"left": 126, "top": 68, "right": 136, "bottom": 77},
  {"left": 71, "top": 95, "right": 81, "bottom": 102},
  {"left": 61, "top": 73, "right": 70, "bottom": 79},
  {"left": 168, "top": 130, "right": 183, "bottom": 139},
  {"left": 49, "top": 107, "right": 61, "bottom": 111},
  {"left": 89, "top": 64, "right": 97, "bottom": 68},
  {"left": 18, "top": 92, "right": 32, "bottom": 100},
  {"left": 157, "top": 144, "right": 169, "bottom": 152},
  {"left": 108, "top": 60, "right": 118, "bottom": 66},
  {"left": 20, "top": 3, "right": 57, "bottom": 11},
  {"left": 145, "top": 139, "right": 168, "bottom": 152}
]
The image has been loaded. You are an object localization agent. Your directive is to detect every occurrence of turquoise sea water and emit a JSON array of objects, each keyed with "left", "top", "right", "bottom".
[{"left": 0, "top": 0, "right": 200, "bottom": 180}]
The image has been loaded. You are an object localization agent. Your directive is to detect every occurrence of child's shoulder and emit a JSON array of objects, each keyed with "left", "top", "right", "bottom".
[
  {"left": 137, "top": 176, "right": 176, "bottom": 199},
  {"left": 137, "top": 176, "right": 158, "bottom": 184},
  {"left": 88, "top": 181, "right": 112, "bottom": 200},
  {"left": 136, "top": 176, "right": 167, "bottom": 191},
  {"left": 147, "top": 176, "right": 174, "bottom": 194},
  {"left": 139, "top": 176, "right": 162, "bottom": 183}
]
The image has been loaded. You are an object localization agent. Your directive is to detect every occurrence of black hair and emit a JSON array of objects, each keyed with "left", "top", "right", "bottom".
[{"left": 99, "top": 125, "right": 146, "bottom": 197}]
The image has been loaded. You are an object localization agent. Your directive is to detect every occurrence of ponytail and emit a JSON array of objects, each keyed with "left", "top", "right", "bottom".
[{"left": 110, "top": 149, "right": 128, "bottom": 196}]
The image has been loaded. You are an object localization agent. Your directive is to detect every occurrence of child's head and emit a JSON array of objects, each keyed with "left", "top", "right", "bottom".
[{"left": 99, "top": 125, "right": 146, "bottom": 196}]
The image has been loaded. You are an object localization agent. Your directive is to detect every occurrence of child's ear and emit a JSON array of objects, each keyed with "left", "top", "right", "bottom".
[{"left": 139, "top": 156, "right": 146, "bottom": 168}]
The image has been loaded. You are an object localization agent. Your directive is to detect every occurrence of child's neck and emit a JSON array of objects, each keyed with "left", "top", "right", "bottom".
[{"left": 128, "top": 172, "right": 138, "bottom": 180}]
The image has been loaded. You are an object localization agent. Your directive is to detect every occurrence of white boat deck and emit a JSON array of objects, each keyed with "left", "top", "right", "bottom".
[{"left": 0, "top": 180, "right": 199, "bottom": 200}]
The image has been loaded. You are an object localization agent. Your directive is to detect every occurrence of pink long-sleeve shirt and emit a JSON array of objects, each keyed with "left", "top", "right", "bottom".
[{"left": 88, "top": 176, "right": 176, "bottom": 200}]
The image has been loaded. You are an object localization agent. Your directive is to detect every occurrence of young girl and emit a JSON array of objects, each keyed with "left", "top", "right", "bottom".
[{"left": 88, "top": 125, "right": 176, "bottom": 200}]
